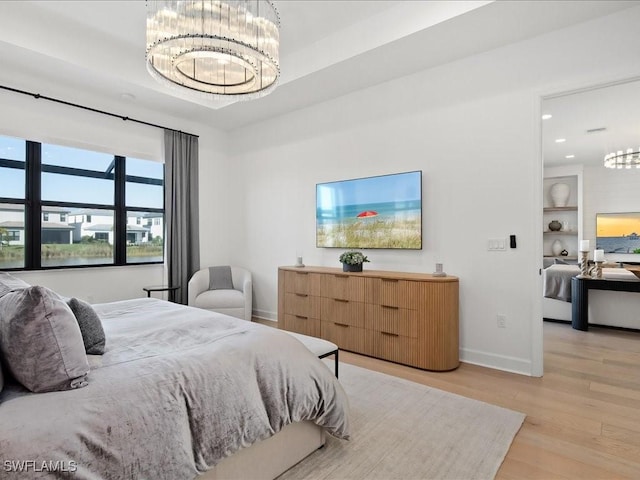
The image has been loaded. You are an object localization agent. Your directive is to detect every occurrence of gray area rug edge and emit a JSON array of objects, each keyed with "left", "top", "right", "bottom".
[{"left": 278, "top": 362, "right": 525, "bottom": 480}]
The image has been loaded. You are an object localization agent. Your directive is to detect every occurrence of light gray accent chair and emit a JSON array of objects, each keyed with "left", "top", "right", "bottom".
[{"left": 188, "top": 266, "right": 253, "bottom": 321}]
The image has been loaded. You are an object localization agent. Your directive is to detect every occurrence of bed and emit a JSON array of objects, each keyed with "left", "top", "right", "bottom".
[
  {"left": 0, "top": 280, "right": 350, "bottom": 480},
  {"left": 542, "top": 264, "right": 640, "bottom": 329}
]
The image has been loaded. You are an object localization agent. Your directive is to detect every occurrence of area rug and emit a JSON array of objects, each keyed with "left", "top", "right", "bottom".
[{"left": 278, "top": 362, "right": 525, "bottom": 480}]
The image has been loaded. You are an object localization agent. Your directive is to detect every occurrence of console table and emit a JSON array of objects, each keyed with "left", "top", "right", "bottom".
[
  {"left": 571, "top": 276, "right": 640, "bottom": 331},
  {"left": 277, "top": 266, "right": 459, "bottom": 371}
]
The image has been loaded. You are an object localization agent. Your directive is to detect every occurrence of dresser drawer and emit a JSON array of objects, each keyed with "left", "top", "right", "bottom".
[
  {"left": 365, "top": 277, "right": 419, "bottom": 309},
  {"left": 366, "top": 330, "right": 419, "bottom": 366},
  {"left": 281, "top": 314, "right": 321, "bottom": 338},
  {"left": 284, "top": 292, "right": 321, "bottom": 318},
  {"left": 321, "top": 297, "right": 364, "bottom": 328},
  {"left": 283, "top": 271, "right": 321, "bottom": 296},
  {"left": 365, "top": 304, "right": 418, "bottom": 338},
  {"left": 321, "top": 274, "right": 365, "bottom": 302},
  {"left": 321, "top": 321, "right": 366, "bottom": 353}
]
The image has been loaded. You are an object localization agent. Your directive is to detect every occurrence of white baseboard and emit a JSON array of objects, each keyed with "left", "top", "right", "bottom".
[
  {"left": 253, "top": 309, "right": 277, "bottom": 322},
  {"left": 460, "top": 348, "right": 533, "bottom": 376}
]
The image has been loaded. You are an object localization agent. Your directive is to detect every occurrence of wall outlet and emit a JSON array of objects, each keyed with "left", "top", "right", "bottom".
[{"left": 497, "top": 314, "right": 507, "bottom": 328}]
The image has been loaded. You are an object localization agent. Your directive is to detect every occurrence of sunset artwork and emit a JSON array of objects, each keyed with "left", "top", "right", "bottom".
[{"left": 596, "top": 213, "right": 640, "bottom": 254}]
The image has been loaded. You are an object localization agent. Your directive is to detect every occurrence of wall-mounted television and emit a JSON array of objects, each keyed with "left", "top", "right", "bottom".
[
  {"left": 316, "top": 171, "right": 422, "bottom": 249},
  {"left": 596, "top": 212, "right": 640, "bottom": 254}
]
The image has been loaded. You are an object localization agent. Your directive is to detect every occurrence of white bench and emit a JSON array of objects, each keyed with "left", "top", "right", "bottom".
[{"left": 283, "top": 331, "right": 339, "bottom": 378}]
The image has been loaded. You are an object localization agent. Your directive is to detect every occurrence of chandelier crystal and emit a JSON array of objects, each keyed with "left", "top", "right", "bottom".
[
  {"left": 146, "top": 1, "right": 280, "bottom": 100},
  {"left": 604, "top": 148, "right": 640, "bottom": 169}
]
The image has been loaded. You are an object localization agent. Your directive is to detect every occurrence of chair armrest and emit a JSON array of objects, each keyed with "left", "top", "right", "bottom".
[
  {"left": 231, "top": 267, "right": 253, "bottom": 321},
  {"left": 188, "top": 269, "right": 209, "bottom": 306}
]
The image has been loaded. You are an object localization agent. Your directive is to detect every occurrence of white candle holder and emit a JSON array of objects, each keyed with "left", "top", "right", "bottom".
[
  {"left": 594, "top": 261, "right": 603, "bottom": 279},
  {"left": 577, "top": 251, "right": 590, "bottom": 279}
]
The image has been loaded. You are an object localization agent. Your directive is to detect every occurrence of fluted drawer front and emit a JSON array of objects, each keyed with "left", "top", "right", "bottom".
[
  {"left": 279, "top": 266, "right": 459, "bottom": 372},
  {"left": 282, "top": 314, "right": 321, "bottom": 338},
  {"left": 321, "top": 298, "right": 364, "bottom": 328},
  {"left": 321, "top": 274, "right": 365, "bottom": 302},
  {"left": 365, "top": 304, "right": 418, "bottom": 337},
  {"left": 365, "top": 278, "right": 417, "bottom": 309},
  {"left": 366, "top": 330, "right": 419, "bottom": 366},
  {"left": 284, "top": 271, "right": 321, "bottom": 296},
  {"left": 321, "top": 321, "right": 366, "bottom": 353},
  {"left": 284, "top": 292, "right": 321, "bottom": 318}
]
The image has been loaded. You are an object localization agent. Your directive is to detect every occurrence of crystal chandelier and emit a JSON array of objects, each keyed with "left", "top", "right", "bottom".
[
  {"left": 604, "top": 148, "right": 640, "bottom": 169},
  {"left": 145, "top": 1, "right": 280, "bottom": 100}
]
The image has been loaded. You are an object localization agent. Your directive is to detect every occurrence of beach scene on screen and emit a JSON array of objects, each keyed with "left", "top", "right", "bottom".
[{"left": 316, "top": 171, "right": 422, "bottom": 249}]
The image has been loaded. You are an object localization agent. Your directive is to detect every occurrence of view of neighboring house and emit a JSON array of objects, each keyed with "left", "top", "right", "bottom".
[
  {"left": 0, "top": 205, "right": 74, "bottom": 246},
  {"left": 0, "top": 205, "right": 163, "bottom": 246},
  {"left": 67, "top": 210, "right": 164, "bottom": 245}
]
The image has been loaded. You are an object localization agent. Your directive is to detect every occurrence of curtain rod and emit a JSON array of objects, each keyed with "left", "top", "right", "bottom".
[{"left": 0, "top": 84, "right": 199, "bottom": 138}]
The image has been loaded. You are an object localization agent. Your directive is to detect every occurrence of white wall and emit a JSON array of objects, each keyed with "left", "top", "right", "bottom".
[
  {"left": 225, "top": 6, "right": 640, "bottom": 375},
  {"left": 0, "top": 89, "right": 230, "bottom": 302}
]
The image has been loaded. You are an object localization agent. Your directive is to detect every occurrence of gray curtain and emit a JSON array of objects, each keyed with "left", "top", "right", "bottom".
[{"left": 164, "top": 130, "right": 200, "bottom": 304}]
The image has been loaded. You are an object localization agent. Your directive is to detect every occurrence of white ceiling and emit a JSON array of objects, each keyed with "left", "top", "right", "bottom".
[
  {"left": 543, "top": 79, "right": 640, "bottom": 168},
  {"left": 0, "top": 0, "right": 638, "bottom": 137}
]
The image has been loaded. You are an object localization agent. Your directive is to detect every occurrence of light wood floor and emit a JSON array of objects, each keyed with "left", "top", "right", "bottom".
[
  {"left": 341, "top": 322, "right": 640, "bottom": 479},
  {"left": 259, "top": 319, "right": 640, "bottom": 479}
]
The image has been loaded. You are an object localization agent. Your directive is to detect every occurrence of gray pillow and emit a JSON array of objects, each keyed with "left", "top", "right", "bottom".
[
  {"left": 67, "top": 298, "right": 106, "bottom": 355},
  {"left": 209, "top": 266, "right": 234, "bottom": 290},
  {"left": 0, "top": 272, "right": 30, "bottom": 298},
  {"left": 0, "top": 286, "right": 89, "bottom": 392}
]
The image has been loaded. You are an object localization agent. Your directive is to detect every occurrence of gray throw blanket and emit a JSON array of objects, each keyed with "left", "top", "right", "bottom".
[
  {"left": 543, "top": 264, "right": 580, "bottom": 302},
  {"left": 209, "top": 265, "right": 233, "bottom": 290},
  {"left": 0, "top": 298, "right": 350, "bottom": 479}
]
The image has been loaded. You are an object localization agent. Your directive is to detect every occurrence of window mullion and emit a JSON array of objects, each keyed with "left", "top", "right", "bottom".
[
  {"left": 114, "top": 156, "right": 126, "bottom": 265},
  {"left": 25, "top": 141, "right": 41, "bottom": 269}
]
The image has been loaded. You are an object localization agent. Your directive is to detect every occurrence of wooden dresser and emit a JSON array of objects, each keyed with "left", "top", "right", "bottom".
[{"left": 278, "top": 266, "right": 459, "bottom": 371}]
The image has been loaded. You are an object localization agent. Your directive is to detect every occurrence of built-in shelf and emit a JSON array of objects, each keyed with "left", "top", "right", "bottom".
[
  {"left": 543, "top": 206, "right": 578, "bottom": 212},
  {"left": 543, "top": 172, "right": 582, "bottom": 259}
]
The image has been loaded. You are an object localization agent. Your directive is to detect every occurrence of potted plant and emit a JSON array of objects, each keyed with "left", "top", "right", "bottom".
[{"left": 339, "top": 251, "right": 370, "bottom": 272}]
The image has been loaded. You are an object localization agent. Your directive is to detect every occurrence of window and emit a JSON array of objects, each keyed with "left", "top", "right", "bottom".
[
  {"left": 0, "top": 135, "right": 26, "bottom": 268},
  {"left": 0, "top": 135, "right": 164, "bottom": 270},
  {"left": 126, "top": 158, "right": 164, "bottom": 264}
]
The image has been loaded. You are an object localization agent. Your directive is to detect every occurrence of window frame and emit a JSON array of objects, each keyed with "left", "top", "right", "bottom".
[{"left": 0, "top": 139, "right": 165, "bottom": 270}]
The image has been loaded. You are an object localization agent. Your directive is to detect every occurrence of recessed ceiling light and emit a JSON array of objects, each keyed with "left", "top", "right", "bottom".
[
  {"left": 565, "top": 154, "right": 575, "bottom": 159},
  {"left": 555, "top": 138, "right": 566, "bottom": 143},
  {"left": 541, "top": 114, "right": 552, "bottom": 120}
]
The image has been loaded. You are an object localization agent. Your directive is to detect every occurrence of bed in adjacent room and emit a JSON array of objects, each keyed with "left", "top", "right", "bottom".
[
  {"left": 542, "top": 264, "right": 640, "bottom": 329},
  {"left": 0, "top": 275, "right": 350, "bottom": 480}
]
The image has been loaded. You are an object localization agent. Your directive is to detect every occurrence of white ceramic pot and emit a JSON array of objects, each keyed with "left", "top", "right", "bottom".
[
  {"left": 551, "top": 239, "right": 563, "bottom": 256},
  {"left": 550, "top": 183, "right": 570, "bottom": 207}
]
